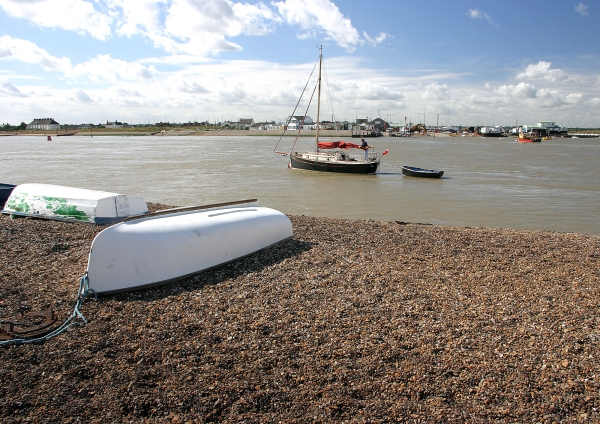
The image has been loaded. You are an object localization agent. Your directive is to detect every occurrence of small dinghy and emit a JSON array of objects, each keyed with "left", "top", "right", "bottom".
[
  {"left": 0, "top": 183, "right": 16, "bottom": 205},
  {"left": 86, "top": 199, "right": 293, "bottom": 295},
  {"left": 401, "top": 165, "right": 444, "bottom": 179},
  {"left": 2, "top": 183, "right": 148, "bottom": 224}
]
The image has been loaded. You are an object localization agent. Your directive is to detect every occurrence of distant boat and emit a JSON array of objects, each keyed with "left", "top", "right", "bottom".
[
  {"left": 401, "top": 165, "right": 444, "bottom": 179},
  {"left": 2, "top": 183, "right": 148, "bottom": 224},
  {"left": 280, "top": 47, "right": 381, "bottom": 174},
  {"left": 517, "top": 133, "right": 541, "bottom": 143},
  {"left": 86, "top": 200, "right": 293, "bottom": 295}
]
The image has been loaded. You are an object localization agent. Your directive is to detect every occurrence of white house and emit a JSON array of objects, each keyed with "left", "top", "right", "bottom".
[
  {"left": 284, "top": 116, "right": 315, "bottom": 130},
  {"left": 105, "top": 121, "right": 124, "bottom": 129},
  {"left": 251, "top": 121, "right": 279, "bottom": 130},
  {"left": 27, "top": 118, "right": 60, "bottom": 130},
  {"left": 536, "top": 121, "right": 568, "bottom": 135}
]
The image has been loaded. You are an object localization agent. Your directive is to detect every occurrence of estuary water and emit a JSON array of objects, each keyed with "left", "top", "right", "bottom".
[{"left": 2, "top": 134, "right": 599, "bottom": 235}]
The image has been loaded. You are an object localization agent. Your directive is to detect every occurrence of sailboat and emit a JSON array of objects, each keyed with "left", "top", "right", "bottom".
[{"left": 282, "top": 47, "right": 381, "bottom": 174}]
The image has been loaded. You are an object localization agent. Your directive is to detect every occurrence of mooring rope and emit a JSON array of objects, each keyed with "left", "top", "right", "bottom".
[{"left": 0, "top": 274, "right": 97, "bottom": 347}]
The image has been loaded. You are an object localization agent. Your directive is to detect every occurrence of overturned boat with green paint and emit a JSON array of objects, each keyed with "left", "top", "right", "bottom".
[{"left": 2, "top": 184, "right": 148, "bottom": 224}]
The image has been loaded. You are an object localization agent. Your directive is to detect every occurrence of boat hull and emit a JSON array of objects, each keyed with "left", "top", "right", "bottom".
[
  {"left": 401, "top": 166, "right": 444, "bottom": 178},
  {"left": 290, "top": 154, "right": 379, "bottom": 174},
  {"left": 0, "top": 183, "right": 16, "bottom": 204},
  {"left": 86, "top": 205, "right": 293, "bottom": 295},
  {"left": 1, "top": 184, "right": 148, "bottom": 224},
  {"left": 517, "top": 138, "right": 541, "bottom": 143}
]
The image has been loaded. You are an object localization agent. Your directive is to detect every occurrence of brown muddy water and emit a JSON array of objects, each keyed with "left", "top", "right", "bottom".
[{"left": 2, "top": 134, "right": 599, "bottom": 235}]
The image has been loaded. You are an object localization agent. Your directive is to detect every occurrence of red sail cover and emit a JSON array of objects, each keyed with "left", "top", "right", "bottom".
[{"left": 316, "top": 141, "right": 362, "bottom": 150}]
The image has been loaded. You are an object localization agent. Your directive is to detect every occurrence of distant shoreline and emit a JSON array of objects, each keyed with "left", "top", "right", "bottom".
[
  {"left": 3, "top": 129, "right": 598, "bottom": 138},
  {"left": 3, "top": 129, "right": 455, "bottom": 138},
  {"left": 3, "top": 129, "right": 366, "bottom": 137}
]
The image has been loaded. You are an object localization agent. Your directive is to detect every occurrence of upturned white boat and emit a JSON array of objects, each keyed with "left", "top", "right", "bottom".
[
  {"left": 86, "top": 200, "right": 293, "bottom": 295},
  {"left": 2, "top": 184, "right": 148, "bottom": 224}
]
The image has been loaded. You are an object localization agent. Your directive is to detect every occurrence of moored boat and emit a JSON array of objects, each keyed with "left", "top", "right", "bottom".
[
  {"left": 401, "top": 165, "right": 444, "bottom": 179},
  {"left": 2, "top": 183, "right": 148, "bottom": 224},
  {"left": 86, "top": 200, "right": 293, "bottom": 294},
  {"left": 278, "top": 47, "right": 381, "bottom": 174},
  {"left": 517, "top": 134, "right": 541, "bottom": 143},
  {"left": 290, "top": 144, "right": 379, "bottom": 173},
  {"left": 518, "top": 130, "right": 542, "bottom": 143}
]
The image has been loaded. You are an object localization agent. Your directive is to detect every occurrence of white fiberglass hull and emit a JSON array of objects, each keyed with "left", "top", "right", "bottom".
[
  {"left": 86, "top": 203, "right": 293, "bottom": 295},
  {"left": 1, "top": 184, "right": 148, "bottom": 224}
]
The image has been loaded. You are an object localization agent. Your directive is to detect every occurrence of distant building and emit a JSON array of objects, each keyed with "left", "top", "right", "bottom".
[
  {"left": 284, "top": 116, "right": 314, "bottom": 130},
  {"left": 105, "top": 120, "right": 126, "bottom": 129},
  {"left": 27, "top": 118, "right": 60, "bottom": 130},
  {"left": 236, "top": 118, "right": 255, "bottom": 129},
  {"left": 251, "top": 121, "right": 278, "bottom": 130},
  {"left": 369, "top": 119, "right": 389, "bottom": 131},
  {"left": 536, "top": 121, "right": 568, "bottom": 136},
  {"left": 479, "top": 126, "right": 504, "bottom": 137}
]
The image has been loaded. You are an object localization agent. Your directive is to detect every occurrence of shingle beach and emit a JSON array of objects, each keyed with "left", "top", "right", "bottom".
[{"left": 1, "top": 204, "right": 599, "bottom": 422}]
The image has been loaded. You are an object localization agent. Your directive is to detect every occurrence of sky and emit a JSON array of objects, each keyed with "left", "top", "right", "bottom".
[{"left": 0, "top": 0, "right": 599, "bottom": 128}]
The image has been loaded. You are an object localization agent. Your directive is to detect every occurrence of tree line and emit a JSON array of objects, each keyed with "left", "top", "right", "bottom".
[{"left": 1, "top": 122, "right": 27, "bottom": 131}]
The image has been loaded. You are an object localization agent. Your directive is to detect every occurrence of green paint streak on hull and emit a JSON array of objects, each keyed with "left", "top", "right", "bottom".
[
  {"left": 5, "top": 193, "right": 31, "bottom": 213},
  {"left": 4, "top": 192, "right": 93, "bottom": 222}
]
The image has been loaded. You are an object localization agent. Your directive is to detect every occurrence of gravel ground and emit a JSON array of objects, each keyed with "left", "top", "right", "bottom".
[{"left": 1, "top": 204, "right": 599, "bottom": 423}]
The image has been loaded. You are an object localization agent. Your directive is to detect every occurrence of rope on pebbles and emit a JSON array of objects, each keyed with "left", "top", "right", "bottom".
[{"left": 0, "top": 274, "right": 97, "bottom": 347}]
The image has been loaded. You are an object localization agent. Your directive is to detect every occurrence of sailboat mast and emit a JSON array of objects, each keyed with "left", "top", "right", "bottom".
[{"left": 315, "top": 46, "right": 322, "bottom": 148}]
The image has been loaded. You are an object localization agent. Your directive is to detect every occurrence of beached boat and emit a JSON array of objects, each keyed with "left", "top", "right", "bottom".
[
  {"left": 0, "top": 183, "right": 16, "bottom": 204},
  {"left": 86, "top": 200, "right": 293, "bottom": 295},
  {"left": 277, "top": 47, "right": 380, "bottom": 174},
  {"left": 2, "top": 183, "right": 148, "bottom": 224},
  {"left": 401, "top": 166, "right": 444, "bottom": 179}
]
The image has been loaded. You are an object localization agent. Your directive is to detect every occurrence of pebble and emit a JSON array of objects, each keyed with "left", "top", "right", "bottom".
[{"left": 1, "top": 204, "right": 599, "bottom": 421}]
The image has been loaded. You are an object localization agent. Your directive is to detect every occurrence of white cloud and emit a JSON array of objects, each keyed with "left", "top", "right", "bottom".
[
  {"left": 110, "top": 0, "right": 244, "bottom": 54},
  {"left": 0, "top": 36, "right": 155, "bottom": 83},
  {"left": 273, "top": 0, "right": 362, "bottom": 51},
  {"left": 466, "top": 8, "right": 498, "bottom": 27},
  {"left": 0, "top": 35, "right": 72, "bottom": 73},
  {"left": 0, "top": 78, "right": 29, "bottom": 97},
  {"left": 73, "top": 89, "right": 94, "bottom": 103},
  {"left": 70, "top": 55, "right": 156, "bottom": 82},
  {"left": 575, "top": 3, "right": 589, "bottom": 16},
  {"left": 363, "top": 32, "right": 388, "bottom": 47},
  {"left": 180, "top": 81, "right": 211, "bottom": 94},
  {"left": 0, "top": 0, "right": 370, "bottom": 56},
  {"left": 516, "top": 61, "right": 571, "bottom": 83},
  {"left": 111, "top": 0, "right": 364, "bottom": 55},
  {"left": 565, "top": 92, "right": 583, "bottom": 104},
  {"left": 496, "top": 82, "right": 537, "bottom": 99},
  {"left": 421, "top": 82, "right": 450, "bottom": 101},
  {"left": 467, "top": 9, "right": 482, "bottom": 18},
  {"left": 0, "top": 0, "right": 112, "bottom": 40}
]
